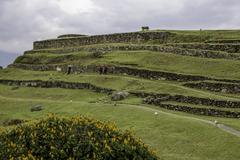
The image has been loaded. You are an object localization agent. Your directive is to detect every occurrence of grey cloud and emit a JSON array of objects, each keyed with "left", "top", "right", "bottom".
[{"left": 0, "top": 0, "right": 240, "bottom": 57}]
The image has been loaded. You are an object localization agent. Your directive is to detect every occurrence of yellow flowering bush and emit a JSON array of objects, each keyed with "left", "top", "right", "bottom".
[{"left": 0, "top": 114, "right": 158, "bottom": 159}]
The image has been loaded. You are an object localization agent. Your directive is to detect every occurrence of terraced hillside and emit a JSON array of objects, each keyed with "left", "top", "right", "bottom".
[{"left": 1, "top": 30, "right": 240, "bottom": 160}]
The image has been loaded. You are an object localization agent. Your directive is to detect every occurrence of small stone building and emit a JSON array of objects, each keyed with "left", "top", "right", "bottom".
[{"left": 141, "top": 26, "right": 149, "bottom": 31}]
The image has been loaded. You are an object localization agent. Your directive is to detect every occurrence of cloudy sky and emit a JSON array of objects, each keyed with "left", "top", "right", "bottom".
[{"left": 0, "top": 0, "right": 240, "bottom": 66}]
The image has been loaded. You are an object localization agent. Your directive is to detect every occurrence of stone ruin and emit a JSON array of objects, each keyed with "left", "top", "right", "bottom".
[
  {"left": 57, "top": 34, "right": 87, "bottom": 39},
  {"left": 141, "top": 26, "right": 149, "bottom": 31},
  {"left": 33, "top": 31, "right": 171, "bottom": 50}
]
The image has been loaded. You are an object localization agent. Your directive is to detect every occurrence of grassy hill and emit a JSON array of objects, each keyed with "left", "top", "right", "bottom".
[{"left": 1, "top": 29, "right": 240, "bottom": 160}]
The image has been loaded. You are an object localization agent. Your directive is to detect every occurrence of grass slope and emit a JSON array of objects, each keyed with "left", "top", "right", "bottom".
[
  {"left": 15, "top": 50, "right": 240, "bottom": 80},
  {"left": 2, "top": 29, "right": 240, "bottom": 160},
  {"left": 1, "top": 68, "right": 240, "bottom": 101},
  {"left": 1, "top": 85, "right": 240, "bottom": 160}
]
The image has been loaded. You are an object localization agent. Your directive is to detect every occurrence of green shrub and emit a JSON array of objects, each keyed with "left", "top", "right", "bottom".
[
  {"left": 92, "top": 50, "right": 104, "bottom": 58},
  {"left": 0, "top": 114, "right": 157, "bottom": 159}
]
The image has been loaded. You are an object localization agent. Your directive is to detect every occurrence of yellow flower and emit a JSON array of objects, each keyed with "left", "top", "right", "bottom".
[
  {"left": 124, "top": 139, "right": 128, "bottom": 145},
  {"left": 112, "top": 137, "right": 116, "bottom": 142}
]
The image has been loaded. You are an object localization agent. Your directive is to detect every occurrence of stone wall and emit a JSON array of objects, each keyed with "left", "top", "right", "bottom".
[
  {"left": 26, "top": 44, "right": 240, "bottom": 60},
  {"left": 113, "top": 66, "right": 210, "bottom": 82},
  {"left": 166, "top": 43, "right": 240, "bottom": 53},
  {"left": 1, "top": 79, "right": 240, "bottom": 118},
  {"left": 10, "top": 63, "right": 240, "bottom": 84},
  {"left": 143, "top": 96, "right": 240, "bottom": 118},
  {"left": 10, "top": 63, "right": 211, "bottom": 82},
  {"left": 0, "top": 79, "right": 114, "bottom": 94},
  {"left": 33, "top": 32, "right": 171, "bottom": 50},
  {"left": 207, "top": 39, "right": 240, "bottom": 44},
  {"left": 139, "top": 93, "right": 240, "bottom": 108},
  {"left": 57, "top": 34, "right": 87, "bottom": 39},
  {"left": 1, "top": 79, "right": 240, "bottom": 109},
  {"left": 184, "top": 82, "right": 240, "bottom": 94},
  {"left": 9, "top": 63, "right": 96, "bottom": 73}
]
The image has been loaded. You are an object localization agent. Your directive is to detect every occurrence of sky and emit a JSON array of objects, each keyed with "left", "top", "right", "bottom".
[{"left": 0, "top": 0, "right": 240, "bottom": 67}]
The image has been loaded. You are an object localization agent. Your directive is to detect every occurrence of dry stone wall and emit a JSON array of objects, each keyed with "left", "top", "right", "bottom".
[
  {"left": 9, "top": 63, "right": 211, "bottom": 82},
  {"left": 0, "top": 79, "right": 114, "bottom": 94},
  {"left": 26, "top": 44, "right": 240, "bottom": 60},
  {"left": 144, "top": 97, "right": 240, "bottom": 118},
  {"left": 166, "top": 43, "right": 240, "bottom": 53},
  {"left": 112, "top": 66, "right": 210, "bottom": 81},
  {"left": 140, "top": 93, "right": 240, "bottom": 108},
  {"left": 184, "top": 82, "right": 240, "bottom": 94},
  {"left": 33, "top": 32, "right": 171, "bottom": 50},
  {"left": 57, "top": 34, "right": 87, "bottom": 39},
  {"left": 1, "top": 79, "right": 240, "bottom": 118},
  {"left": 10, "top": 63, "right": 240, "bottom": 84},
  {"left": 1, "top": 79, "right": 240, "bottom": 109},
  {"left": 207, "top": 39, "right": 240, "bottom": 44}
]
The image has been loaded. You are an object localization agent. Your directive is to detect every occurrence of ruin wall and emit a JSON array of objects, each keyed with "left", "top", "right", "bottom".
[{"left": 33, "top": 31, "right": 171, "bottom": 50}]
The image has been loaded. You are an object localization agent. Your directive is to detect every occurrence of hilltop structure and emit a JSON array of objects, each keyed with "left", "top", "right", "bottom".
[
  {"left": 33, "top": 31, "right": 170, "bottom": 50},
  {"left": 141, "top": 26, "right": 150, "bottom": 31}
]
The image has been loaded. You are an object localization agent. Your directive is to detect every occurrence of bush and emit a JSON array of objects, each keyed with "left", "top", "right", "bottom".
[
  {"left": 0, "top": 114, "right": 157, "bottom": 159},
  {"left": 3, "top": 119, "right": 25, "bottom": 126},
  {"left": 92, "top": 50, "right": 104, "bottom": 58}
]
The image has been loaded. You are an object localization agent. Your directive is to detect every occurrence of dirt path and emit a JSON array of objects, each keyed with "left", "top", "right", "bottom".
[
  {"left": 1, "top": 94, "right": 240, "bottom": 137},
  {"left": 119, "top": 104, "right": 240, "bottom": 138}
]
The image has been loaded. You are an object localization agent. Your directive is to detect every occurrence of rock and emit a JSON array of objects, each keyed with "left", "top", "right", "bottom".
[
  {"left": 3, "top": 119, "right": 24, "bottom": 126},
  {"left": 221, "top": 88, "right": 227, "bottom": 93},
  {"left": 92, "top": 50, "right": 104, "bottom": 58},
  {"left": 157, "top": 96, "right": 170, "bottom": 101},
  {"left": 11, "top": 86, "right": 19, "bottom": 90},
  {"left": 56, "top": 66, "right": 62, "bottom": 72},
  {"left": 111, "top": 91, "right": 129, "bottom": 101},
  {"left": 31, "top": 105, "right": 43, "bottom": 112}
]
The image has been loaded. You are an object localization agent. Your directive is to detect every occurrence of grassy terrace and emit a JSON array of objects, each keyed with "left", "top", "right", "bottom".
[
  {"left": 0, "top": 84, "right": 240, "bottom": 160},
  {"left": 15, "top": 50, "right": 240, "bottom": 80},
  {"left": 1, "top": 68, "right": 240, "bottom": 101},
  {"left": 156, "top": 29, "right": 240, "bottom": 41}
]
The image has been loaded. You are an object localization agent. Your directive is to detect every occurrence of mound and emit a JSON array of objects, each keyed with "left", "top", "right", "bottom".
[{"left": 0, "top": 114, "right": 157, "bottom": 159}]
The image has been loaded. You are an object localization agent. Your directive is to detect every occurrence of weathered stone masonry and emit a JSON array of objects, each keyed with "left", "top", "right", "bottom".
[
  {"left": 27, "top": 44, "right": 240, "bottom": 60},
  {"left": 33, "top": 32, "right": 171, "bottom": 50},
  {"left": 1, "top": 79, "right": 239, "bottom": 109},
  {"left": 10, "top": 63, "right": 240, "bottom": 84},
  {"left": 9, "top": 63, "right": 211, "bottom": 82},
  {"left": 144, "top": 96, "right": 240, "bottom": 118},
  {"left": 184, "top": 82, "right": 240, "bottom": 94},
  {"left": 0, "top": 79, "right": 114, "bottom": 94},
  {"left": 139, "top": 93, "right": 240, "bottom": 108},
  {"left": 1, "top": 79, "right": 240, "bottom": 118},
  {"left": 166, "top": 43, "right": 240, "bottom": 53}
]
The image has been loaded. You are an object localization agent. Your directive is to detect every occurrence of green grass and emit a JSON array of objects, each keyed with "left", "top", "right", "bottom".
[
  {"left": 15, "top": 51, "right": 92, "bottom": 64},
  {"left": 148, "top": 104, "right": 240, "bottom": 132},
  {"left": 15, "top": 49, "right": 240, "bottom": 80},
  {"left": 1, "top": 85, "right": 240, "bottom": 160},
  {"left": 102, "top": 51, "right": 240, "bottom": 80},
  {"left": 1, "top": 69, "right": 240, "bottom": 101},
  {"left": 3, "top": 29, "right": 240, "bottom": 159},
  {"left": 158, "top": 29, "right": 240, "bottom": 40}
]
